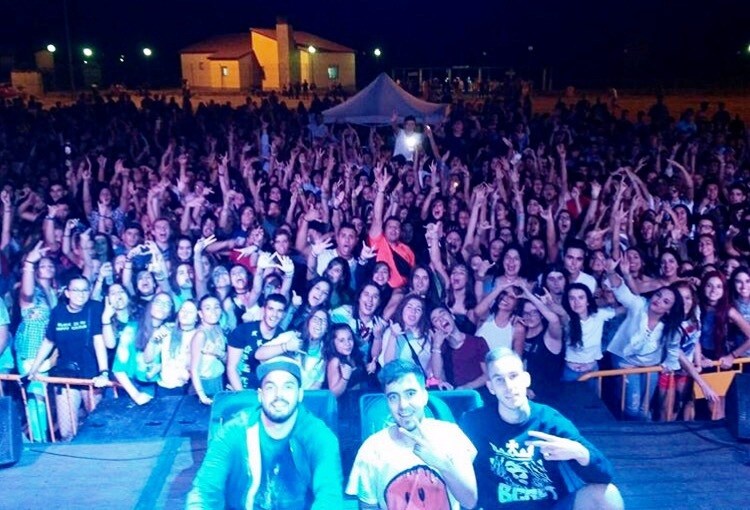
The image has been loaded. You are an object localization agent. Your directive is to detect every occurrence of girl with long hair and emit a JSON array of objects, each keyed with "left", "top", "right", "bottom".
[
  {"left": 158, "top": 300, "right": 199, "bottom": 395},
  {"left": 658, "top": 282, "right": 720, "bottom": 421},
  {"left": 381, "top": 294, "right": 432, "bottom": 376},
  {"left": 698, "top": 271, "right": 750, "bottom": 369},
  {"left": 15, "top": 241, "right": 58, "bottom": 441},
  {"left": 561, "top": 283, "right": 616, "bottom": 381},
  {"left": 113, "top": 292, "right": 174, "bottom": 405},
  {"left": 606, "top": 259, "right": 684, "bottom": 420},
  {"left": 324, "top": 324, "right": 369, "bottom": 397},
  {"left": 190, "top": 295, "right": 227, "bottom": 405}
]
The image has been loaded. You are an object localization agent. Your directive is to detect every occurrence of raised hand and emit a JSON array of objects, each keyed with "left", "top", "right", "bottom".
[
  {"left": 388, "top": 320, "right": 404, "bottom": 338},
  {"left": 311, "top": 238, "right": 333, "bottom": 257},
  {"left": 256, "top": 252, "right": 274, "bottom": 270},
  {"left": 360, "top": 242, "right": 377, "bottom": 261},
  {"left": 399, "top": 421, "right": 453, "bottom": 470},
  {"left": 604, "top": 256, "right": 621, "bottom": 275},
  {"left": 291, "top": 291, "right": 303, "bottom": 307},
  {"left": 194, "top": 235, "right": 217, "bottom": 255},
  {"left": 102, "top": 295, "right": 116, "bottom": 324},
  {"left": 26, "top": 240, "right": 50, "bottom": 263},
  {"left": 476, "top": 260, "right": 495, "bottom": 279},
  {"left": 277, "top": 255, "right": 295, "bottom": 277}
]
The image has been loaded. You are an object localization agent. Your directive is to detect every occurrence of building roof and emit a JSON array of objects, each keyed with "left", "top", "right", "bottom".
[
  {"left": 181, "top": 34, "right": 253, "bottom": 60},
  {"left": 181, "top": 28, "right": 355, "bottom": 62},
  {"left": 251, "top": 28, "right": 355, "bottom": 53}
]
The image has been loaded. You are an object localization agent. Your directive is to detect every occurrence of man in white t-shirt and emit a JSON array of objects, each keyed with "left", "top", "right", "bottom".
[
  {"left": 564, "top": 239, "right": 597, "bottom": 294},
  {"left": 346, "top": 359, "right": 477, "bottom": 510}
]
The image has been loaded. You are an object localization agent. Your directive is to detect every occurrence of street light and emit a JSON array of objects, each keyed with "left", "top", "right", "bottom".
[
  {"left": 47, "top": 44, "right": 57, "bottom": 53},
  {"left": 308, "top": 45, "right": 316, "bottom": 54},
  {"left": 82, "top": 47, "right": 93, "bottom": 57},
  {"left": 143, "top": 47, "right": 152, "bottom": 57},
  {"left": 373, "top": 48, "right": 382, "bottom": 57}
]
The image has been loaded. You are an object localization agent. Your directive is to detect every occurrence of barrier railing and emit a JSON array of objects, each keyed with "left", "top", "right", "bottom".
[
  {"left": 577, "top": 357, "right": 749, "bottom": 421},
  {"left": 0, "top": 374, "right": 119, "bottom": 443}
]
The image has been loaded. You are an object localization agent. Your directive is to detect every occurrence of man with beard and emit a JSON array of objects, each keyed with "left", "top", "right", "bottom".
[
  {"left": 346, "top": 359, "right": 477, "bottom": 510},
  {"left": 187, "top": 357, "right": 343, "bottom": 509},
  {"left": 459, "top": 348, "right": 622, "bottom": 509},
  {"left": 227, "top": 293, "right": 287, "bottom": 390}
]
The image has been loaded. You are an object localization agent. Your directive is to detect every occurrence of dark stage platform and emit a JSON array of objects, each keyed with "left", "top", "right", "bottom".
[{"left": 2, "top": 385, "right": 749, "bottom": 509}]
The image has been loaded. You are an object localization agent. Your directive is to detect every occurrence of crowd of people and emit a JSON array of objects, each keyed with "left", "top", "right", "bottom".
[{"left": 0, "top": 83, "right": 749, "bottom": 446}]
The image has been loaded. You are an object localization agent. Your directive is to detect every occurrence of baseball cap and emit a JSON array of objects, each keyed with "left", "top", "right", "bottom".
[{"left": 256, "top": 357, "right": 302, "bottom": 385}]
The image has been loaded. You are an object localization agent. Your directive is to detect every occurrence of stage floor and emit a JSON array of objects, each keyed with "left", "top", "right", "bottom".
[{"left": 2, "top": 388, "right": 749, "bottom": 509}]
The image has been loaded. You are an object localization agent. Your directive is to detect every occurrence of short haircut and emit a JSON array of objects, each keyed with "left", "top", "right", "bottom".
[
  {"left": 485, "top": 347, "right": 523, "bottom": 367},
  {"left": 404, "top": 115, "right": 416, "bottom": 123},
  {"left": 563, "top": 238, "right": 588, "bottom": 255},
  {"left": 378, "top": 359, "right": 425, "bottom": 387},
  {"left": 264, "top": 293, "right": 288, "bottom": 309}
]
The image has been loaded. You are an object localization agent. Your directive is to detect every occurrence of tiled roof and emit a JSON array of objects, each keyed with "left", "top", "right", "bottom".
[
  {"left": 251, "top": 28, "right": 355, "bottom": 53},
  {"left": 181, "top": 33, "right": 253, "bottom": 60}
]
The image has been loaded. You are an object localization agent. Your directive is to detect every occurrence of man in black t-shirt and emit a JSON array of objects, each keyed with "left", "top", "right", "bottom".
[
  {"left": 28, "top": 275, "right": 110, "bottom": 440},
  {"left": 226, "top": 293, "right": 287, "bottom": 390},
  {"left": 459, "top": 348, "right": 623, "bottom": 510}
]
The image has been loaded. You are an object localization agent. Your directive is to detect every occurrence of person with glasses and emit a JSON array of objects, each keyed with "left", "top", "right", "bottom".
[
  {"left": 256, "top": 306, "right": 330, "bottom": 389},
  {"left": 27, "top": 274, "right": 110, "bottom": 440}
]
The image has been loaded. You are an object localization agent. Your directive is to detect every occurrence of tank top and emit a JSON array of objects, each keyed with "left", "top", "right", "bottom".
[
  {"left": 524, "top": 329, "right": 563, "bottom": 391},
  {"left": 476, "top": 316, "right": 513, "bottom": 350}
]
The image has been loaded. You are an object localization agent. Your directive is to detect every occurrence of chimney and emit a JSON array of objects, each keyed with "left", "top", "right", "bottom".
[{"left": 276, "top": 17, "right": 299, "bottom": 88}]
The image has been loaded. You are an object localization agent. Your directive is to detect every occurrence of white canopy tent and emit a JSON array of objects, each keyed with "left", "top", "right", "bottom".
[{"left": 322, "top": 73, "right": 448, "bottom": 125}]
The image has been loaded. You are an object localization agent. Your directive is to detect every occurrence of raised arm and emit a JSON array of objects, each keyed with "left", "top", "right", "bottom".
[
  {"left": 368, "top": 168, "right": 390, "bottom": 240},
  {"left": 0, "top": 190, "right": 12, "bottom": 251}
]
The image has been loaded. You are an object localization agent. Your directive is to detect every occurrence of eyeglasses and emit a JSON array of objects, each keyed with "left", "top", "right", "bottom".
[
  {"left": 310, "top": 316, "right": 328, "bottom": 325},
  {"left": 68, "top": 288, "right": 90, "bottom": 294}
]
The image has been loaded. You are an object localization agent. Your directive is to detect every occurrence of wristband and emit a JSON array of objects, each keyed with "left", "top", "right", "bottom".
[
  {"left": 102, "top": 322, "right": 112, "bottom": 326},
  {"left": 98, "top": 370, "right": 110, "bottom": 377}
]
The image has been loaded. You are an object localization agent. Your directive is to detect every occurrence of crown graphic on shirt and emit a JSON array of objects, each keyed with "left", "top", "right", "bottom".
[{"left": 505, "top": 439, "right": 535, "bottom": 460}]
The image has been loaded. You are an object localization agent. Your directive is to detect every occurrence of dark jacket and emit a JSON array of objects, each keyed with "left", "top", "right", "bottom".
[{"left": 186, "top": 406, "right": 343, "bottom": 509}]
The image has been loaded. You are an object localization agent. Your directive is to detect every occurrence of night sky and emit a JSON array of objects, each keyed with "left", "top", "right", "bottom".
[{"left": 2, "top": 0, "right": 749, "bottom": 88}]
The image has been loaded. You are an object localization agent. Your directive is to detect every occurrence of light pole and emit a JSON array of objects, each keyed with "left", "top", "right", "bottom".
[
  {"left": 63, "top": 0, "right": 75, "bottom": 93},
  {"left": 308, "top": 45, "right": 316, "bottom": 86}
]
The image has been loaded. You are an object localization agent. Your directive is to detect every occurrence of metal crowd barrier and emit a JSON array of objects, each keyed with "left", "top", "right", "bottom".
[
  {"left": 0, "top": 374, "right": 119, "bottom": 443},
  {"left": 577, "top": 357, "right": 749, "bottom": 421}
]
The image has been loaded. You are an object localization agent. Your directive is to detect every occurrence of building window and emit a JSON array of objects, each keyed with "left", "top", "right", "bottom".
[
  {"left": 327, "top": 66, "right": 339, "bottom": 80},
  {"left": 221, "top": 66, "right": 229, "bottom": 76}
]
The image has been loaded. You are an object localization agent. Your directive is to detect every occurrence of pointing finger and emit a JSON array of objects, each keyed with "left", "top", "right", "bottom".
[{"left": 527, "top": 430, "right": 559, "bottom": 441}]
